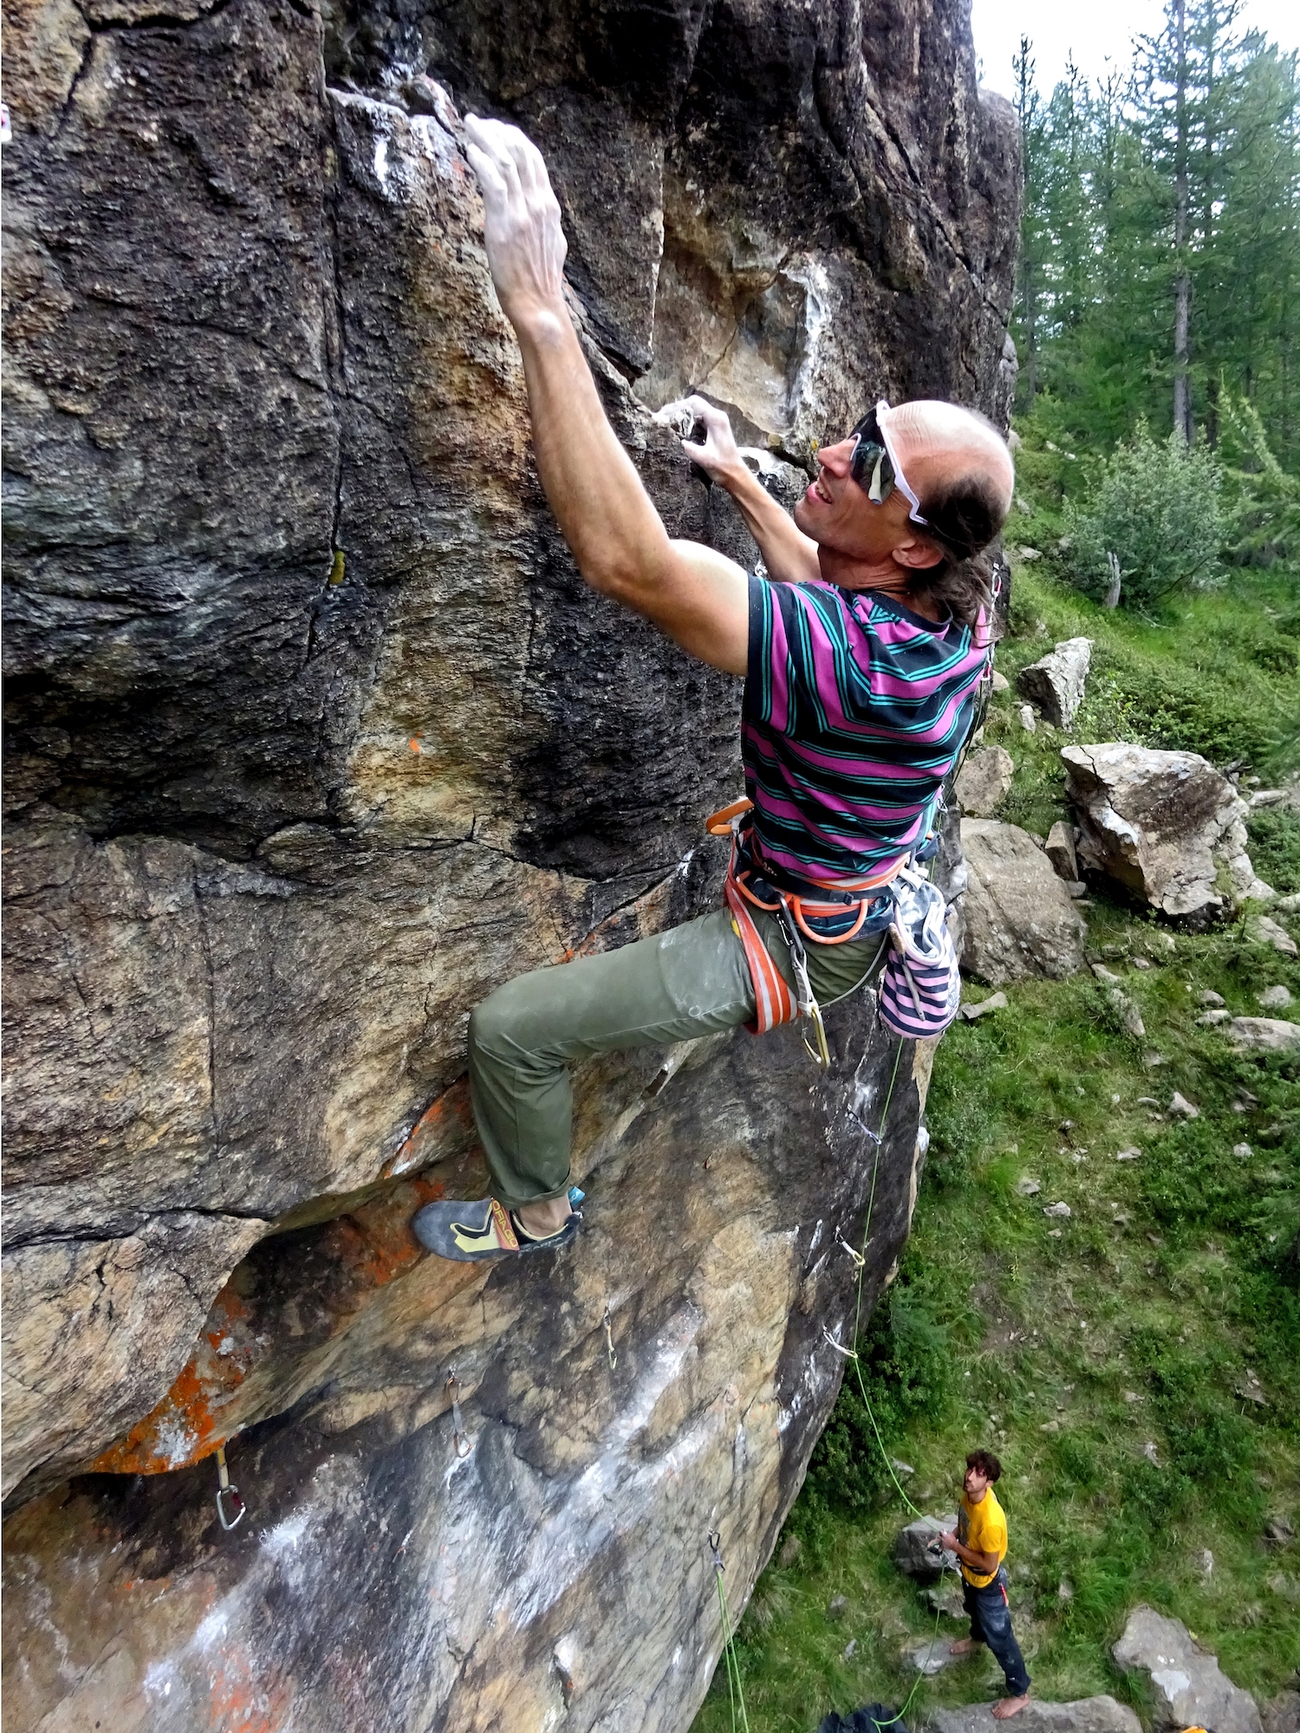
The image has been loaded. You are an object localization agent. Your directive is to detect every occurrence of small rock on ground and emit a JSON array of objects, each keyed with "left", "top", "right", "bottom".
[
  {"left": 1169, "top": 1092, "right": 1199, "bottom": 1118},
  {"left": 1261, "top": 1691, "right": 1300, "bottom": 1733},
  {"left": 961, "top": 991, "right": 1008, "bottom": 1021},
  {"left": 1259, "top": 984, "right": 1292, "bottom": 1009},
  {"left": 1019, "top": 704, "right": 1037, "bottom": 733},
  {"left": 1046, "top": 819, "right": 1079, "bottom": 881},
  {"left": 1228, "top": 1017, "right": 1300, "bottom": 1052},
  {"left": 1200, "top": 989, "right": 1226, "bottom": 1006},
  {"left": 1044, "top": 1201, "right": 1072, "bottom": 1218},
  {"left": 1248, "top": 914, "right": 1298, "bottom": 958},
  {"left": 906, "top": 1634, "right": 956, "bottom": 1674},
  {"left": 1016, "top": 637, "right": 1093, "bottom": 729},
  {"left": 1196, "top": 1009, "right": 1230, "bottom": 1026}
]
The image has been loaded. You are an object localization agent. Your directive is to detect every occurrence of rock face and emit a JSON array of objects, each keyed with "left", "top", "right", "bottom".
[
  {"left": 926, "top": 1699, "right": 1142, "bottom": 1733},
  {"left": 1112, "top": 1605, "right": 1263, "bottom": 1733},
  {"left": 958, "top": 819, "right": 1089, "bottom": 983},
  {"left": 2, "top": 0, "right": 1017, "bottom": 1721},
  {"left": 1016, "top": 637, "right": 1093, "bottom": 729},
  {"left": 1062, "top": 745, "right": 1271, "bottom": 916},
  {"left": 955, "top": 745, "right": 1015, "bottom": 817}
]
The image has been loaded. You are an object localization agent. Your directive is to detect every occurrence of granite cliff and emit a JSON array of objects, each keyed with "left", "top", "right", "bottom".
[{"left": 2, "top": 0, "right": 1017, "bottom": 1722}]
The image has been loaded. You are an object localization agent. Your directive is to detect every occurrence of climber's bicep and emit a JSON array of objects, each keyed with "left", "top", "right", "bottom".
[{"left": 628, "top": 540, "right": 748, "bottom": 676}]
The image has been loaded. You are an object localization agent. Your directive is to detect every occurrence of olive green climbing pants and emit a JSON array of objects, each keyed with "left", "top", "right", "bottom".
[{"left": 468, "top": 906, "right": 888, "bottom": 1208}]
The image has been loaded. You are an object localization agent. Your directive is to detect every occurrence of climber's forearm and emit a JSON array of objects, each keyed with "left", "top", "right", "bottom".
[
  {"left": 514, "top": 311, "right": 749, "bottom": 674},
  {"left": 516, "top": 311, "right": 675, "bottom": 601},
  {"left": 716, "top": 465, "right": 821, "bottom": 585}
]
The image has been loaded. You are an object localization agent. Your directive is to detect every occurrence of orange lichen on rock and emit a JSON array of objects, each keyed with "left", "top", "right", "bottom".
[
  {"left": 86, "top": 1176, "right": 447, "bottom": 1477},
  {"left": 382, "top": 1077, "right": 474, "bottom": 1178}
]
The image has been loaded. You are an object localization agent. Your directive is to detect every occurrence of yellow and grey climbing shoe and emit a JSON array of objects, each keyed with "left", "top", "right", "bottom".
[{"left": 412, "top": 1195, "right": 581, "bottom": 1263}]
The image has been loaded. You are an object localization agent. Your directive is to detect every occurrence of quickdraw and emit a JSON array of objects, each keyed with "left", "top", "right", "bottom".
[
  {"left": 445, "top": 1368, "right": 471, "bottom": 1459},
  {"left": 214, "top": 1444, "right": 246, "bottom": 1532}
]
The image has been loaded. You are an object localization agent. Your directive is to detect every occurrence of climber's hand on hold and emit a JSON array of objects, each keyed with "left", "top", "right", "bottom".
[
  {"left": 669, "top": 396, "right": 745, "bottom": 488},
  {"left": 464, "top": 115, "right": 568, "bottom": 332}
]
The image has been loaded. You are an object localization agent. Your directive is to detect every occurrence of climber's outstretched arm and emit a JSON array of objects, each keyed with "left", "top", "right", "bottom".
[{"left": 463, "top": 116, "right": 749, "bottom": 677}]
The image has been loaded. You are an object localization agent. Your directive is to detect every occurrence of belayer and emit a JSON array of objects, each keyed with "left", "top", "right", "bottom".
[
  {"left": 414, "top": 118, "right": 1015, "bottom": 1262},
  {"left": 941, "top": 1449, "right": 1032, "bottom": 1717}
]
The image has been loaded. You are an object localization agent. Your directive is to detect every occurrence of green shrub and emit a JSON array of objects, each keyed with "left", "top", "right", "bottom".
[
  {"left": 1247, "top": 804, "right": 1300, "bottom": 895},
  {"left": 800, "top": 1288, "right": 954, "bottom": 1519},
  {"left": 1064, "top": 423, "right": 1227, "bottom": 608}
]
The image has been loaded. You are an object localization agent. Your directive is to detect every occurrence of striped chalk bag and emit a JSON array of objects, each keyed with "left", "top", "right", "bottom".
[{"left": 877, "top": 862, "right": 962, "bottom": 1040}]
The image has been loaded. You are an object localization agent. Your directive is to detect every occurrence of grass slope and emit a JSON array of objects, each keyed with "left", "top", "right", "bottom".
[{"left": 692, "top": 564, "right": 1300, "bottom": 1732}]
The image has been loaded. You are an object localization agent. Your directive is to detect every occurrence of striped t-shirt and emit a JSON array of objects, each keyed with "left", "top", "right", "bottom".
[{"left": 743, "top": 575, "right": 990, "bottom": 886}]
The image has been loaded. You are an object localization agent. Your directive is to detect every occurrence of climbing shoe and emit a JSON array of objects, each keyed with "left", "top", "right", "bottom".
[{"left": 412, "top": 1194, "right": 582, "bottom": 1262}]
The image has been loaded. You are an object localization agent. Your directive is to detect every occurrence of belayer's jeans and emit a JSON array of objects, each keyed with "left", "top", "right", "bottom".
[
  {"left": 468, "top": 907, "right": 887, "bottom": 1209},
  {"left": 963, "top": 1570, "right": 1031, "bottom": 1695}
]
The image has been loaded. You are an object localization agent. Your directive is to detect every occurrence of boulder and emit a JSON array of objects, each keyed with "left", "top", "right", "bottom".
[
  {"left": 1227, "top": 1017, "right": 1300, "bottom": 1052},
  {"left": 1112, "top": 1605, "right": 1263, "bottom": 1733},
  {"left": 895, "top": 1513, "right": 960, "bottom": 1579},
  {"left": 1061, "top": 745, "right": 1270, "bottom": 917},
  {"left": 1017, "top": 637, "right": 1093, "bottom": 728},
  {"left": 959, "top": 820, "right": 1089, "bottom": 984},
  {"left": 955, "top": 746, "right": 1016, "bottom": 817},
  {"left": 0, "top": 0, "right": 1019, "bottom": 1720},
  {"left": 926, "top": 1699, "right": 1142, "bottom": 1733},
  {"left": 1046, "top": 820, "right": 1079, "bottom": 881}
]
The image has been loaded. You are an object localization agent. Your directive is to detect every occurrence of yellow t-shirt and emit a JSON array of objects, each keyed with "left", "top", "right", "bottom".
[{"left": 957, "top": 1486, "right": 1008, "bottom": 1587}]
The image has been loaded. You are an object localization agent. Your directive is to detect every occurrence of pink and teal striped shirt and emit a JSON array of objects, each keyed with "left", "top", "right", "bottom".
[{"left": 744, "top": 575, "right": 990, "bottom": 887}]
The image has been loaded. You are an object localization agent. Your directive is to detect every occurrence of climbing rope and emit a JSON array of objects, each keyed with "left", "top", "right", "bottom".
[
  {"left": 832, "top": 1035, "right": 959, "bottom": 1723},
  {"left": 709, "top": 1530, "right": 752, "bottom": 1733}
]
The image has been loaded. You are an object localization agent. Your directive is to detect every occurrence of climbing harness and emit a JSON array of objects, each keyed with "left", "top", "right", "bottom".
[
  {"left": 445, "top": 1368, "right": 471, "bottom": 1459},
  {"left": 708, "top": 1529, "right": 751, "bottom": 1733},
  {"left": 214, "top": 1444, "right": 246, "bottom": 1532},
  {"left": 705, "top": 799, "right": 903, "bottom": 1069}
]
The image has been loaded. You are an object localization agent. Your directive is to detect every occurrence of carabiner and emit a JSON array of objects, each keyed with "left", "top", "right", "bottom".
[{"left": 214, "top": 1444, "right": 246, "bottom": 1532}]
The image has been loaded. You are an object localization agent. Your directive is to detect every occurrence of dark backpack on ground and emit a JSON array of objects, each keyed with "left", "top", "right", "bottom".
[{"left": 817, "top": 1706, "right": 908, "bottom": 1733}]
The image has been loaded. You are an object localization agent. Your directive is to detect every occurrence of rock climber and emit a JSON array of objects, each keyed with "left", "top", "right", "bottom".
[
  {"left": 412, "top": 116, "right": 1014, "bottom": 1262},
  {"left": 941, "top": 1450, "right": 1031, "bottom": 1717}
]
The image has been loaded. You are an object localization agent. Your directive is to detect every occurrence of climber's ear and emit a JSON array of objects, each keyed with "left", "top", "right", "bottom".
[{"left": 892, "top": 533, "right": 945, "bottom": 572}]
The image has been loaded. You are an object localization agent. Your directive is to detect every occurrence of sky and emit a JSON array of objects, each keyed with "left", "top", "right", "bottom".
[{"left": 972, "top": 0, "right": 1300, "bottom": 102}]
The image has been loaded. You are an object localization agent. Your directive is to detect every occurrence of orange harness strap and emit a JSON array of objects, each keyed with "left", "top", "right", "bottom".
[{"left": 705, "top": 797, "right": 904, "bottom": 1036}]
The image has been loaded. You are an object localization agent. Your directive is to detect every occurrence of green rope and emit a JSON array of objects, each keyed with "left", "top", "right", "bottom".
[
  {"left": 838, "top": 1035, "right": 960, "bottom": 1725},
  {"left": 711, "top": 1532, "right": 752, "bottom": 1733}
]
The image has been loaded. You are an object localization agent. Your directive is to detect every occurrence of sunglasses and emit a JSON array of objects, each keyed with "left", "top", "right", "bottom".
[{"left": 847, "top": 400, "right": 930, "bottom": 528}]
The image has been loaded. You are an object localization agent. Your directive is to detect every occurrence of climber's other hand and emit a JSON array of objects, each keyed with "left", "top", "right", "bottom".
[
  {"left": 675, "top": 395, "right": 744, "bottom": 486},
  {"left": 463, "top": 115, "right": 568, "bottom": 330}
]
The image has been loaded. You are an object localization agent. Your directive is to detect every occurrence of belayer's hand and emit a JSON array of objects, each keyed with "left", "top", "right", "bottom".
[{"left": 463, "top": 115, "right": 568, "bottom": 332}]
